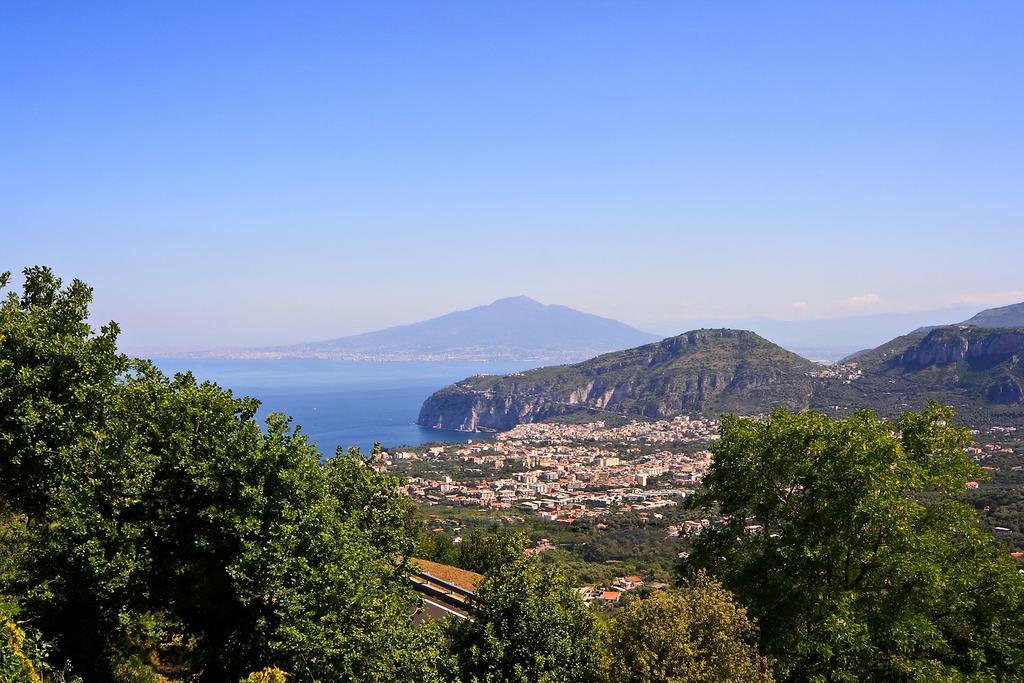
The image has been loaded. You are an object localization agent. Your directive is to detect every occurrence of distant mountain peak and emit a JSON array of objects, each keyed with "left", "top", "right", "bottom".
[
  {"left": 199, "top": 296, "right": 658, "bottom": 362},
  {"left": 489, "top": 295, "right": 543, "bottom": 307}
]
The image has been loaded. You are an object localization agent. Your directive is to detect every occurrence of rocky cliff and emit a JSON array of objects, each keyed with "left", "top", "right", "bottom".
[
  {"left": 417, "top": 329, "right": 819, "bottom": 431},
  {"left": 814, "top": 325, "right": 1024, "bottom": 424},
  {"left": 891, "top": 327, "right": 1024, "bottom": 370}
]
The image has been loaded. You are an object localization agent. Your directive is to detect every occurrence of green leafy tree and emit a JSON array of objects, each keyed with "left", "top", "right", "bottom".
[
  {"left": 0, "top": 266, "right": 128, "bottom": 519},
  {"left": 414, "top": 525, "right": 528, "bottom": 575},
  {"left": 415, "top": 530, "right": 461, "bottom": 567},
  {"left": 456, "top": 527, "right": 529, "bottom": 575},
  {"left": 449, "top": 556, "right": 602, "bottom": 682},
  {"left": 684, "top": 405, "right": 1024, "bottom": 681},
  {"left": 605, "top": 572, "right": 770, "bottom": 683},
  {"left": 0, "top": 268, "right": 443, "bottom": 681}
]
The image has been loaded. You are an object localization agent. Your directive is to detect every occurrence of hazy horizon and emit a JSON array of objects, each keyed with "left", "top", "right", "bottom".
[
  {"left": 90, "top": 292, "right": 989, "bottom": 360},
  {"left": 4, "top": 3, "right": 1023, "bottom": 351}
]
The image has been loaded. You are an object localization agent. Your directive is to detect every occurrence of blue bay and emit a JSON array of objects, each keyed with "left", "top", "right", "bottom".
[{"left": 151, "top": 358, "right": 536, "bottom": 456}]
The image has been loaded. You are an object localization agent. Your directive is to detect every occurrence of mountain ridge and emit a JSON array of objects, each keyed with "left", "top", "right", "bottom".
[
  {"left": 192, "top": 296, "right": 658, "bottom": 362},
  {"left": 962, "top": 301, "right": 1024, "bottom": 328},
  {"left": 418, "top": 329, "right": 819, "bottom": 431},
  {"left": 419, "top": 323, "right": 1024, "bottom": 431}
]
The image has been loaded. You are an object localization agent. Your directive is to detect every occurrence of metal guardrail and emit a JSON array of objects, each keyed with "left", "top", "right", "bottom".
[
  {"left": 409, "top": 569, "right": 476, "bottom": 599},
  {"left": 408, "top": 569, "right": 478, "bottom": 618}
]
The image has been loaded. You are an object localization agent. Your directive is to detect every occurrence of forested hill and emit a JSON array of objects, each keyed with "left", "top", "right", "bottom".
[
  {"left": 418, "top": 329, "right": 819, "bottom": 431},
  {"left": 420, "top": 325, "right": 1024, "bottom": 431}
]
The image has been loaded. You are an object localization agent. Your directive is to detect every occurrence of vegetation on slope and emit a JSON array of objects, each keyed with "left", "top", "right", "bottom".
[
  {"left": 423, "top": 323, "right": 1024, "bottom": 431},
  {"left": 419, "top": 329, "right": 819, "bottom": 430},
  {"left": 684, "top": 404, "right": 1024, "bottom": 680},
  {"left": 3, "top": 267, "right": 1023, "bottom": 682},
  {"left": 0, "top": 267, "right": 444, "bottom": 681}
]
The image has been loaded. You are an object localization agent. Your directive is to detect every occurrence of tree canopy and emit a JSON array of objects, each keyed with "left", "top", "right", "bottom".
[
  {"left": 5, "top": 267, "right": 1024, "bottom": 682},
  {"left": 448, "top": 556, "right": 602, "bottom": 683},
  {"left": 0, "top": 267, "right": 443, "bottom": 681},
  {"left": 417, "top": 526, "right": 529, "bottom": 576},
  {"left": 605, "top": 572, "right": 770, "bottom": 683},
  {"left": 684, "top": 405, "right": 1024, "bottom": 681}
]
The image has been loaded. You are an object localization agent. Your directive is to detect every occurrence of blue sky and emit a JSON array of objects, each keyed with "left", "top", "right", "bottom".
[{"left": 2, "top": 2, "right": 1022, "bottom": 350}]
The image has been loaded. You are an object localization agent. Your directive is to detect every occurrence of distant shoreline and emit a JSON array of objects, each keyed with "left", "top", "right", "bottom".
[{"left": 142, "top": 351, "right": 595, "bottom": 363}]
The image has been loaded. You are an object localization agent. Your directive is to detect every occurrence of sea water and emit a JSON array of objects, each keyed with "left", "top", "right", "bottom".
[{"left": 151, "top": 358, "right": 535, "bottom": 456}]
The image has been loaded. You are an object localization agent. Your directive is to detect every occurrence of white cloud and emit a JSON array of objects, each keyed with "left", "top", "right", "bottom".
[
  {"left": 791, "top": 301, "right": 810, "bottom": 313},
  {"left": 844, "top": 293, "right": 882, "bottom": 309}
]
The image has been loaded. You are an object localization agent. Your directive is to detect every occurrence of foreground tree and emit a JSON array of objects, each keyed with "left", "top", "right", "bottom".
[
  {"left": 457, "top": 527, "right": 529, "bottom": 575},
  {"left": 0, "top": 268, "right": 443, "bottom": 681},
  {"left": 416, "top": 525, "right": 528, "bottom": 576},
  {"left": 449, "top": 556, "right": 602, "bottom": 683},
  {"left": 684, "top": 405, "right": 1024, "bottom": 681},
  {"left": 605, "top": 572, "right": 770, "bottom": 683}
]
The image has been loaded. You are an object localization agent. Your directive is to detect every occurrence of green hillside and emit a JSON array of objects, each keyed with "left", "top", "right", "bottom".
[
  {"left": 421, "top": 325, "right": 1024, "bottom": 431},
  {"left": 419, "top": 329, "right": 819, "bottom": 431}
]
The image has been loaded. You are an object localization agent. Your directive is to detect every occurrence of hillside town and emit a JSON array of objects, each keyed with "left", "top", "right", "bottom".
[
  {"left": 380, "top": 416, "right": 720, "bottom": 523},
  {"left": 381, "top": 416, "right": 1024, "bottom": 546}
]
